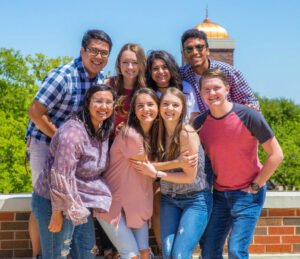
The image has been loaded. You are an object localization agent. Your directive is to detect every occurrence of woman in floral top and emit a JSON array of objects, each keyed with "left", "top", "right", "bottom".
[{"left": 32, "top": 84, "right": 116, "bottom": 258}]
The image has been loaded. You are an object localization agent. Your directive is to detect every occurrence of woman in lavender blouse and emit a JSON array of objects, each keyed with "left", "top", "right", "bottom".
[{"left": 32, "top": 84, "right": 116, "bottom": 258}]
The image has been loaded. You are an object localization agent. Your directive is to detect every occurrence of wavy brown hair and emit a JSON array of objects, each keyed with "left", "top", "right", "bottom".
[
  {"left": 157, "top": 87, "right": 187, "bottom": 161},
  {"left": 125, "top": 88, "right": 159, "bottom": 161}
]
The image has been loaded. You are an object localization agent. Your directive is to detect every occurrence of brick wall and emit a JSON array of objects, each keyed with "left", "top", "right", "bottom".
[
  {"left": 1, "top": 194, "right": 300, "bottom": 258},
  {"left": 0, "top": 212, "right": 31, "bottom": 258},
  {"left": 209, "top": 49, "right": 234, "bottom": 65}
]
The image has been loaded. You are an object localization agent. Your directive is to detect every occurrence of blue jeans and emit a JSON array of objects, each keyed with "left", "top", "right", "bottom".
[
  {"left": 98, "top": 214, "right": 149, "bottom": 259},
  {"left": 32, "top": 193, "right": 97, "bottom": 258},
  {"left": 160, "top": 189, "right": 212, "bottom": 259},
  {"left": 201, "top": 186, "right": 267, "bottom": 259}
]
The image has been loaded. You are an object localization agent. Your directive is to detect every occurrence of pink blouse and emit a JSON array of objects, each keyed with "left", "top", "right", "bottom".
[{"left": 95, "top": 127, "right": 153, "bottom": 228}]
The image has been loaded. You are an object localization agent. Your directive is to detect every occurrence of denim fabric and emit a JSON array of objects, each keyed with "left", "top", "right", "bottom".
[
  {"left": 28, "top": 137, "right": 49, "bottom": 186},
  {"left": 95, "top": 220, "right": 116, "bottom": 251},
  {"left": 160, "top": 189, "right": 212, "bottom": 259},
  {"left": 97, "top": 214, "right": 149, "bottom": 259},
  {"left": 32, "top": 193, "right": 96, "bottom": 259},
  {"left": 201, "top": 186, "right": 267, "bottom": 259}
]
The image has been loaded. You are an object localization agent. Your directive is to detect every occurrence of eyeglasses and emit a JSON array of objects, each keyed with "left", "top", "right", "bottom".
[
  {"left": 86, "top": 47, "right": 109, "bottom": 58},
  {"left": 91, "top": 98, "right": 114, "bottom": 107},
  {"left": 183, "top": 44, "right": 206, "bottom": 54}
]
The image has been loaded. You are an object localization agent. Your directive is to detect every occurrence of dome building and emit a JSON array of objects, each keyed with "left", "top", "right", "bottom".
[{"left": 182, "top": 12, "right": 235, "bottom": 65}]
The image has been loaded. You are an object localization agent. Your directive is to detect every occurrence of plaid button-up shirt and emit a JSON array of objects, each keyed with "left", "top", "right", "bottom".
[
  {"left": 25, "top": 57, "right": 105, "bottom": 144},
  {"left": 180, "top": 59, "right": 260, "bottom": 113}
]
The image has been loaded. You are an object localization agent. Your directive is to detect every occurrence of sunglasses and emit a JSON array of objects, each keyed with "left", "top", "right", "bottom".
[{"left": 183, "top": 44, "right": 206, "bottom": 54}]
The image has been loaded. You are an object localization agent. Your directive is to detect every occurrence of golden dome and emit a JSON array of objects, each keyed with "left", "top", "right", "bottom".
[{"left": 195, "top": 17, "right": 229, "bottom": 39}]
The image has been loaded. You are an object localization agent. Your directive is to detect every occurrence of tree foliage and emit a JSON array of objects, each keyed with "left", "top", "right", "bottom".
[
  {"left": 0, "top": 48, "right": 299, "bottom": 192},
  {"left": 258, "top": 96, "right": 300, "bottom": 190},
  {"left": 0, "top": 48, "right": 71, "bottom": 193}
]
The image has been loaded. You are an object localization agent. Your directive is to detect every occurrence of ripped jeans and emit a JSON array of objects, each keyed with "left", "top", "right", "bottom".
[
  {"left": 32, "top": 193, "right": 97, "bottom": 259},
  {"left": 160, "top": 189, "right": 212, "bottom": 259}
]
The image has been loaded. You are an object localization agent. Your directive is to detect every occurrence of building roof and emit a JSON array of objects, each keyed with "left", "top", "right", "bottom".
[{"left": 195, "top": 17, "right": 229, "bottom": 39}]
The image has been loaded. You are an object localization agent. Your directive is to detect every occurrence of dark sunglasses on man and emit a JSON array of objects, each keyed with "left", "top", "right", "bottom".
[{"left": 183, "top": 44, "right": 206, "bottom": 54}]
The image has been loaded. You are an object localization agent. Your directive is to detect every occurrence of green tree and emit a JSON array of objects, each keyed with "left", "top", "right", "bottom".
[
  {"left": 258, "top": 96, "right": 300, "bottom": 190},
  {"left": 0, "top": 48, "right": 71, "bottom": 193}
]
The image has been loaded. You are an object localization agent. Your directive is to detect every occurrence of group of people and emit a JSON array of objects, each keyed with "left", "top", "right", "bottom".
[{"left": 25, "top": 28, "right": 283, "bottom": 259}]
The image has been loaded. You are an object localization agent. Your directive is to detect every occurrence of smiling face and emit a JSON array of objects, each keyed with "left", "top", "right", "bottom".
[
  {"left": 134, "top": 93, "right": 158, "bottom": 127},
  {"left": 200, "top": 77, "right": 230, "bottom": 109},
  {"left": 119, "top": 50, "right": 139, "bottom": 80},
  {"left": 160, "top": 92, "right": 183, "bottom": 123},
  {"left": 151, "top": 58, "right": 171, "bottom": 88},
  {"left": 81, "top": 39, "right": 110, "bottom": 78},
  {"left": 89, "top": 90, "right": 114, "bottom": 130},
  {"left": 183, "top": 38, "right": 209, "bottom": 71}
]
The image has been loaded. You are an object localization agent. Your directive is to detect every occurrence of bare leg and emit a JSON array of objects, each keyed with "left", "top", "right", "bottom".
[
  {"left": 152, "top": 182, "right": 162, "bottom": 252},
  {"left": 29, "top": 212, "right": 41, "bottom": 257},
  {"left": 140, "top": 248, "right": 151, "bottom": 259}
]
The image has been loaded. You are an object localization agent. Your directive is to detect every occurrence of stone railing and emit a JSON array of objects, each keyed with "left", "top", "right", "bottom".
[{"left": 0, "top": 192, "right": 300, "bottom": 258}]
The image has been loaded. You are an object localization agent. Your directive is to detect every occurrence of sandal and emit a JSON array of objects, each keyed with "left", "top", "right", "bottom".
[{"left": 104, "top": 251, "right": 120, "bottom": 259}]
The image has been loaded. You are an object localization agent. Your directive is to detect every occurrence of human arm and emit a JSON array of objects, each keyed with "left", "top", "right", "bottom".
[
  {"left": 28, "top": 100, "right": 57, "bottom": 138},
  {"left": 28, "top": 70, "right": 67, "bottom": 138},
  {"left": 229, "top": 67, "right": 260, "bottom": 111},
  {"left": 241, "top": 136, "right": 283, "bottom": 193},
  {"left": 150, "top": 150, "right": 198, "bottom": 170},
  {"left": 133, "top": 126, "right": 200, "bottom": 184},
  {"left": 49, "top": 123, "right": 90, "bottom": 226}
]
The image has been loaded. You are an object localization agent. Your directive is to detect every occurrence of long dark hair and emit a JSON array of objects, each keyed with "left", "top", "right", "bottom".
[
  {"left": 78, "top": 84, "right": 116, "bottom": 141},
  {"left": 126, "top": 88, "right": 159, "bottom": 161},
  {"left": 157, "top": 87, "right": 187, "bottom": 161},
  {"left": 146, "top": 50, "right": 182, "bottom": 92}
]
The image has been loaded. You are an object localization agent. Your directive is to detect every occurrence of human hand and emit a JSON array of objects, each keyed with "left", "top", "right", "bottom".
[
  {"left": 179, "top": 150, "right": 198, "bottom": 168},
  {"left": 48, "top": 211, "right": 63, "bottom": 233},
  {"left": 245, "top": 103, "right": 260, "bottom": 112},
  {"left": 115, "top": 122, "right": 125, "bottom": 135},
  {"left": 131, "top": 159, "right": 157, "bottom": 179},
  {"left": 240, "top": 186, "right": 258, "bottom": 194}
]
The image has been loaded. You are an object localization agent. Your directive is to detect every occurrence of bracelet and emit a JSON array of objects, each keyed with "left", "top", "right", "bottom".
[{"left": 156, "top": 170, "right": 164, "bottom": 179}]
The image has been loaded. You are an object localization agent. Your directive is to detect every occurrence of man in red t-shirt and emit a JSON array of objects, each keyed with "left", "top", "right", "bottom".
[{"left": 193, "top": 68, "right": 283, "bottom": 259}]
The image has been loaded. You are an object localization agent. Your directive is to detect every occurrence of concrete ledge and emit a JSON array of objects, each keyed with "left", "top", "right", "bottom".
[
  {"left": 0, "top": 193, "right": 32, "bottom": 211},
  {"left": 220, "top": 255, "right": 300, "bottom": 259},
  {"left": 263, "top": 191, "right": 300, "bottom": 208},
  {"left": 1, "top": 192, "right": 300, "bottom": 212}
]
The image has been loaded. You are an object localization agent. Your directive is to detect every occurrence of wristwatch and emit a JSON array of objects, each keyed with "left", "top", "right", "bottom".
[
  {"left": 250, "top": 182, "right": 260, "bottom": 192},
  {"left": 156, "top": 171, "right": 164, "bottom": 179}
]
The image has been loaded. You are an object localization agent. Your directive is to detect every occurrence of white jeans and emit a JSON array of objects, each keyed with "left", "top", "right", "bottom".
[
  {"left": 97, "top": 214, "right": 149, "bottom": 259},
  {"left": 27, "top": 137, "right": 49, "bottom": 187}
]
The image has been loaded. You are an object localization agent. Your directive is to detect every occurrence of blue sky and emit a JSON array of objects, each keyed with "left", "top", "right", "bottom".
[{"left": 1, "top": 0, "right": 299, "bottom": 104}]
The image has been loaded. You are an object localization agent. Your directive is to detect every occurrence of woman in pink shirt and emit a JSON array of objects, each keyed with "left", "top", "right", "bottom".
[{"left": 96, "top": 88, "right": 159, "bottom": 259}]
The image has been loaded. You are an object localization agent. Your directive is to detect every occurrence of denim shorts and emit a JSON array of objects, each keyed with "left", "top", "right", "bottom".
[{"left": 97, "top": 214, "right": 149, "bottom": 258}]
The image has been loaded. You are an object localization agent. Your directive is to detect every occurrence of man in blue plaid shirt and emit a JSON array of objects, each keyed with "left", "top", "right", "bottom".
[
  {"left": 180, "top": 29, "right": 260, "bottom": 113},
  {"left": 25, "top": 29, "right": 112, "bottom": 257}
]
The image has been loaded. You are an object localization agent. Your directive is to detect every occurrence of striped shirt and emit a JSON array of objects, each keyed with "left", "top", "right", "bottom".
[{"left": 25, "top": 57, "right": 105, "bottom": 144}]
